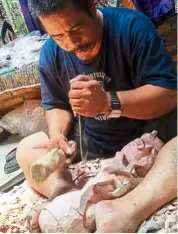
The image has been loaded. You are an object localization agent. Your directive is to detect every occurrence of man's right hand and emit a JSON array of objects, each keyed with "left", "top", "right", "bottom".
[
  {"left": 33, "top": 133, "right": 77, "bottom": 167},
  {"left": 48, "top": 133, "right": 71, "bottom": 153},
  {"left": 48, "top": 133, "right": 77, "bottom": 166}
]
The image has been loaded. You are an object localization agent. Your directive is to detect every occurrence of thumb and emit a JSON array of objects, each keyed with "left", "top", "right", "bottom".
[
  {"left": 33, "top": 142, "right": 48, "bottom": 150},
  {"left": 47, "top": 139, "right": 73, "bottom": 155},
  {"left": 61, "top": 140, "right": 73, "bottom": 155}
]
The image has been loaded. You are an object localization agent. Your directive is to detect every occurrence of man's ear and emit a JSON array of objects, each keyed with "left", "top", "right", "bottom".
[
  {"left": 35, "top": 17, "right": 47, "bottom": 32},
  {"left": 91, "top": 0, "right": 97, "bottom": 14}
]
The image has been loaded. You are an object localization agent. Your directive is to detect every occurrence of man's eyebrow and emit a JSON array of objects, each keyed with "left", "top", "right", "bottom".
[
  {"left": 51, "top": 20, "right": 83, "bottom": 37},
  {"left": 70, "top": 20, "right": 83, "bottom": 30}
]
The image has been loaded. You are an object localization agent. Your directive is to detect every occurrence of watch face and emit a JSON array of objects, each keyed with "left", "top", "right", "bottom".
[{"left": 108, "top": 110, "right": 122, "bottom": 118}]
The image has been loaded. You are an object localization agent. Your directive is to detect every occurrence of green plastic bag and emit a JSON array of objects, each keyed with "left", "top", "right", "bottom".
[
  {"left": 97, "top": 0, "right": 120, "bottom": 7},
  {"left": 1, "top": 0, "right": 28, "bottom": 37}
]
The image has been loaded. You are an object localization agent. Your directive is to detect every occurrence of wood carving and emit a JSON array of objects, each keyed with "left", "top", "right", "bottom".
[
  {"left": 38, "top": 173, "right": 131, "bottom": 233},
  {"left": 30, "top": 131, "right": 165, "bottom": 233}
]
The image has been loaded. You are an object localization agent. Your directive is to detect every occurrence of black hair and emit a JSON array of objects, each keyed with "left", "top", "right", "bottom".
[{"left": 29, "top": 0, "right": 94, "bottom": 20}]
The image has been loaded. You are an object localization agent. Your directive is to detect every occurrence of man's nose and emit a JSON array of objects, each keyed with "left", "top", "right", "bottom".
[{"left": 65, "top": 33, "right": 82, "bottom": 48}]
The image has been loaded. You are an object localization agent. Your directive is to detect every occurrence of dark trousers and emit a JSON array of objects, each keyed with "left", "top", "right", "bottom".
[{"left": 68, "top": 109, "right": 177, "bottom": 162}]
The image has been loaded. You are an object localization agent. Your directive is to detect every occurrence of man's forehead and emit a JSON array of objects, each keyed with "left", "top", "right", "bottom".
[{"left": 39, "top": 10, "right": 85, "bottom": 34}]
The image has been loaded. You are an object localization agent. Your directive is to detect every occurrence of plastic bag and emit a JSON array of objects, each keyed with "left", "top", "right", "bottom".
[
  {"left": 0, "top": 100, "right": 47, "bottom": 136},
  {"left": 95, "top": 0, "right": 118, "bottom": 7},
  {"left": 0, "top": 105, "right": 24, "bottom": 134},
  {"left": 19, "top": 104, "right": 48, "bottom": 138}
]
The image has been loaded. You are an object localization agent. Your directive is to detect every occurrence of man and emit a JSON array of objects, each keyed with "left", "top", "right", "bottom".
[{"left": 16, "top": 0, "right": 177, "bottom": 232}]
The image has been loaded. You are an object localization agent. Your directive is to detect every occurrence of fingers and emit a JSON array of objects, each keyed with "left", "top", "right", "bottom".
[
  {"left": 64, "top": 141, "right": 77, "bottom": 166},
  {"left": 69, "top": 89, "right": 92, "bottom": 99},
  {"left": 33, "top": 138, "right": 73, "bottom": 156},
  {"left": 32, "top": 139, "right": 49, "bottom": 149},
  {"left": 27, "top": 202, "right": 49, "bottom": 233},
  {"left": 69, "top": 90, "right": 81, "bottom": 99},
  {"left": 27, "top": 210, "right": 41, "bottom": 233},
  {"left": 69, "top": 98, "right": 84, "bottom": 106},
  {"left": 47, "top": 138, "right": 73, "bottom": 155},
  {"left": 47, "top": 137, "right": 59, "bottom": 151},
  {"left": 70, "top": 79, "right": 97, "bottom": 91},
  {"left": 70, "top": 75, "right": 93, "bottom": 90},
  {"left": 47, "top": 137, "right": 77, "bottom": 167},
  {"left": 62, "top": 141, "right": 73, "bottom": 155},
  {"left": 70, "top": 81, "right": 86, "bottom": 90},
  {"left": 70, "top": 75, "right": 92, "bottom": 83},
  {"left": 64, "top": 157, "right": 76, "bottom": 167}
]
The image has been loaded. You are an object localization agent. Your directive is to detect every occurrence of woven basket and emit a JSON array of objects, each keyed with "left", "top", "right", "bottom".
[{"left": 0, "top": 63, "right": 41, "bottom": 117}]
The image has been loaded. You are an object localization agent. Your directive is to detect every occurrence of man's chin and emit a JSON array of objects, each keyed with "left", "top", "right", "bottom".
[{"left": 75, "top": 51, "right": 95, "bottom": 62}]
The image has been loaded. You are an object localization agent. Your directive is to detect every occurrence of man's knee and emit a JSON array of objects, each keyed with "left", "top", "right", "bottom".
[
  {"left": 16, "top": 131, "right": 49, "bottom": 167},
  {"left": 158, "top": 108, "right": 177, "bottom": 143}
]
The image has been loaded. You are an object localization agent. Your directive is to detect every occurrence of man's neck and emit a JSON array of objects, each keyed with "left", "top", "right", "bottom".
[{"left": 86, "top": 10, "right": 103, "bottom": 62}]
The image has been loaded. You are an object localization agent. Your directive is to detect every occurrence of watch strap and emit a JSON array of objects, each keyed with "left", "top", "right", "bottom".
[{"left": 110, "top": 91, "right": 122, "bottom": 110}]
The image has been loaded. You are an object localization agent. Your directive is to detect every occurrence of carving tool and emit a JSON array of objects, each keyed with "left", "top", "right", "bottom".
[
  {"left": 70, "top": 75, "right": 89, "bottom": 163},
  {"left": 78, "top": 114, "right": 88, "bottom": 163}
]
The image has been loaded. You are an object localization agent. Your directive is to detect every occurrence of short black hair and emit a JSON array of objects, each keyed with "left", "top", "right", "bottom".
[{"left": 29, "top": 0, "right": 94, "bottom": 20}]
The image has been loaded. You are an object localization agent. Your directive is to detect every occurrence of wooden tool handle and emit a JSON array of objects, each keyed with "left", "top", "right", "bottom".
[
  {"left": 31, "top": 148, "right": 66, "bottom": 182},
  {"left": 31, "top": 141, "right": 76, "bottom": 182}
]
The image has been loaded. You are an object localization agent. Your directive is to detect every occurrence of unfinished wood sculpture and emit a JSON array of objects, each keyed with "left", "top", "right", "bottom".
[
  {"left": 37, "top": 131, "right": 165, "bottom": 233},
  {"left": 31, "top": 141, "right": 76, "bottom": 182},
  {"left": 31, "top": 130, "right": 165, "bottom": 233},
  {"left": 39, "top": 173, "right": 131, "bottom": 233}
]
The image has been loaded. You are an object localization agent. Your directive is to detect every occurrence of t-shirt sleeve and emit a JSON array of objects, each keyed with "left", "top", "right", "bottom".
[
  {"left": 39, "top": 68, "right": 72, "bottom": 111},
  {"left": 39, "top": 40, "right": 72, "bottom": 112},
  {"left": 124, "top": 12, "right": 177, "bottom": 90}
]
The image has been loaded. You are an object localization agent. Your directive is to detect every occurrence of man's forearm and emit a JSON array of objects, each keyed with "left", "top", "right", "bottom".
[
  {"left": 118, "top": 85, "right": 177, "bottom": 120},
  {"left": 121, "top": 137, "right": 177, "bottom": 224},
  {"left": 45, "top": 108, "right": 73, "bottom": 137}
]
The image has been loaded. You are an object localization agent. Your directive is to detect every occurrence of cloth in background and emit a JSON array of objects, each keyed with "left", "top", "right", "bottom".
[
  {"left": 1, "top": 20, "right": 16, "bottom": 44},
  {"left": 0, "top": 1, "right": 7, "bottom": 45},
  {"left": 0, "top": 1, "right": 17, "bottom": 45},
  {"left": 0, "top": 1, "right": 6, "bottom": 22},
  {"left": 19, "top": 0, "right": 38, "bottom": 33},
  {"left": 0, "top": 0, "right": 28, "bottom": 38},
  {"left": 133, "top": 0, "right": 175, "bottom": 23},
  {"left": 19, "top": 0, "right": 45, "bottom": 34},
  {"left": 121, "top": 0, "right": 136, "bottom": 9}
]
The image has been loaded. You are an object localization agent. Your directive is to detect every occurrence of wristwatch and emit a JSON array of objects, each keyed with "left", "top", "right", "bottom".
[{"left": 105, "top": 91, "right": 123, "bottom": 118}]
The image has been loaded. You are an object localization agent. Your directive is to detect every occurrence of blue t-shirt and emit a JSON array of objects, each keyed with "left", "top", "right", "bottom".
[{"left": 39, "top": 7, "right": 177, "bottom": 153}]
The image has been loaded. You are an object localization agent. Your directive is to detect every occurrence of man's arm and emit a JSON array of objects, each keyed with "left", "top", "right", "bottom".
[
  {"left": 44, "top": 108, "right": 75, "bottom": 157},
  {"left": 45, "top": 108, "right": 73, "bottom": 138},
  {"left": 69, "top": 77, "right": 177, "bottom": 119},
  {"left": 118, "top": 85, "right": 177, "bottom": 120}
]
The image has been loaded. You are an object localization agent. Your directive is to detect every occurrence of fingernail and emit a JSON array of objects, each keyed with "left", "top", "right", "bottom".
[
  {"left": 70, "top": 78, "right": 76, "bottom": 83},
  {"left": 66, "top": 148, "right": 72, "bottom": 155}
]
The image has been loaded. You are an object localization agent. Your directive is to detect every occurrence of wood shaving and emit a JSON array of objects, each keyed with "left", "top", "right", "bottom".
[{"left": 0, "top": 160, "right": 177, "bottom": 233}]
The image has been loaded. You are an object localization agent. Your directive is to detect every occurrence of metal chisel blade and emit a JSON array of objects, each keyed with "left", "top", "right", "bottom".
[{"left": 78, "top": 115, "right": 88, "bottom": 163}]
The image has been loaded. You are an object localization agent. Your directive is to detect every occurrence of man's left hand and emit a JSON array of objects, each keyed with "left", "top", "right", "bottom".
[{"left": 69, "top": 75, "right": 110, "bottom": 117}]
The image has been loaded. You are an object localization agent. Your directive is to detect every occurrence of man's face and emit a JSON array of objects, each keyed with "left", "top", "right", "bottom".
[{"left": 39, "top": 3, "right": 101, "bottom": 61}]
